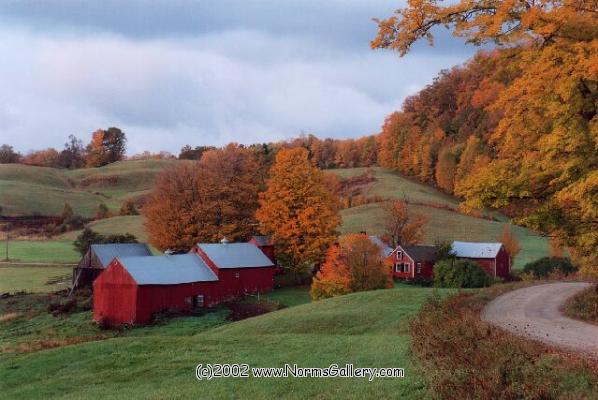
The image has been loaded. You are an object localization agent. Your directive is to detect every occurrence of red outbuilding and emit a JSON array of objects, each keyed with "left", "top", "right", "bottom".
[
  {"left": 192, "top": 241, "right": 276, "bottom": 299},
  {"left": 249, "top": 235, "right": 276, "bottom": 264},
  {"left": 391, "top": 245, "right": 438, "bottom": 280},
  {"left": 93, "top": 254, "right": 219, "bottom": 325},
  {"left": 93, "top": 241, "right": 276, "bottom": 326},
  {"left": 451, "top": 241, "right": 511, "bottom": 279}
]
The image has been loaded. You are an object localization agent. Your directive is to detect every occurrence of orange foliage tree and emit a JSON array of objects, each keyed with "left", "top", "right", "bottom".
[
  {"left": 384, "top": 200, "right": 427, "bottom": 247},
  {"left": 144, "top": 144, "right": 260, "bottom": 251},
  {"left": 311, "top": 234, "right": 393, "bottom": 300},
  {"left": 256, "top": 147, "right": 340, "bottom": 275},
  {"left": 86, "top": 127, "right": 127, "bottom": 167},
  {"left": 498, "top": 225, "right": 521, "bottom": 266}
]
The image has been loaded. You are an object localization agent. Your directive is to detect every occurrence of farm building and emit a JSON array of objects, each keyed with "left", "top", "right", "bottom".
[
  {"left": 93, "top": 240, "right": 276, "bottom": 326},
  {"left": 391, "top": 245, "right": 438, "bottom": 280},
  {"left": 93, "top": 254, "right": 219, "bottom": 325},
  {"left": 192, "top": 241, "right": 277, "bottom": 299},
  {"left": 73, "top": 243, "right": 152, "bottom": 289},
  {"left": 451, "top": 241, "right": 510, "bottom": 279},
  {"left": 249, "top": 235, "right": 276, "bottom": 264}
]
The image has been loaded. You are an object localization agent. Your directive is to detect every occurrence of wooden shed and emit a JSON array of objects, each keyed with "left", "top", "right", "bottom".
[
  {"left": 451, "top": 241, "right": 511, "bottom": 279},
  {"left": 73, "top": 243, "right": 152, "bottom": 289},
  {"left": 93, "top": 254, "right": 219, "bottom": 326},
  {"left": 192, "top": 241, "right": 277, "bottom": 301}
]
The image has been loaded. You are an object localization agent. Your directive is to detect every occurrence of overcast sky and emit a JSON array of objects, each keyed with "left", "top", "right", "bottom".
[{"left": 0, "top": 1, "right": 475, "bottom": 154}]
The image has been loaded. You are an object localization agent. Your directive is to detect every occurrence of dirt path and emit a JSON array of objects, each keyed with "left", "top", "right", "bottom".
[{"left": 482, "top": 282, "right": 598, "bottom": 357}]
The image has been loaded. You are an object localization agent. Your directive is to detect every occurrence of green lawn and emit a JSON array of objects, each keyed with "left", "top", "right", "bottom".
[
  {"left": 0, "top": 265, "right": 72, "bottom": 293},
  {"left": 0, "top": 286, "right": 446, "bottom": 399},
  {"left": 3, "top": 240, "right": 79, "bottom": 263}
]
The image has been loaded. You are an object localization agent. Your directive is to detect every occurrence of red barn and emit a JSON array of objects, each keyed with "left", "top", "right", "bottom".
[
  {"left": 249, "top": 235, "right": 276, "bottom": 264},
  {"left": 192, "top": 242, "right": 276, "bottom": 300},
  {"left": 93, "top": 254, "right": 219, "bottom": 325},
  {"left": 391, "top": 245, "right": 438, "bottom": 280},
  {"left": 451, "top": 241, "right": 511, "bottom": 279}
]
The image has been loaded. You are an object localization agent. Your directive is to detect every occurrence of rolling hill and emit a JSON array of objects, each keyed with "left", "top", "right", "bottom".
[
  {"left": 0, "top": 162, "right": 549, "bottom": 267},
  {"left": 0, "top": 160, "right": 182, "bottom": 217},
  {"left": 0, "top": 286, "right": 446, "bottom": 399}
]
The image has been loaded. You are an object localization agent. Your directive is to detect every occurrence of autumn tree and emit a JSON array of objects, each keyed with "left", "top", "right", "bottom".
[
  {"left": 144, "top": 144, "right": 260, "bottom": 251},
  {"left": 435, "top": 146, "right": 458, "bottom": 193},
  {"left": 256, "top": 147, "right": 340, "bottom": 275},
  {"left": 86, "top": 127, "right": 127, "bottom": 167},
  {"left": 60, "top": 202, "right": 74, "bottom": 222},
  {"left": 22, "top": 148, "right": 61, "bottom": 167},
  {"left": 59, "top": 135, "right": 86, "bottom": 169},
  {"left": 383, "top": 199, "right": 427, "bottom": 247},
  {"left": 499, "top": 225, "right": 521, "bottom": 266},
  {"left": 0, "top": 145, "right": 21, "bottom": 164},
  {"left": 96, "top": 203, "right": 109, "bottom": 220},
  {"left": 373, "top": 0, "right": 598, "bottom": 275},
  {"left": 311, "top": 234, "right": 392, "bottom": 300}
]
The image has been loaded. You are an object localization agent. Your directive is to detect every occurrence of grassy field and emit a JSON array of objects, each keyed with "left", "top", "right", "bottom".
[
  {"left": 0, "top": 285, "right": 446, "bottom": 399},
  {"left": 0, "top": 160, "right": 181, "bottom": 217},
  {"left": 0, "top": 265, "right": 72, "bottom": 293},
  {"left": 3, "top": 240, "right": 79, "bottom": 263},
  {"left": 333, "top": 168, "right": 549, "bottom": 269}
]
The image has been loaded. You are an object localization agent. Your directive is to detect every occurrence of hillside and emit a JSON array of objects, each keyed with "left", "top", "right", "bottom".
[
  {"left": 0, "top": 160, "right": 182, "bottom": 217},
  {"left": 0, "top": 286, "right": 446, "bottom": 399},
  {"left": 2, "top": 164, "right": 549, "bottom": 267},
  {"left": 333, "top": 168, "right": 549, "bottom": 268}
]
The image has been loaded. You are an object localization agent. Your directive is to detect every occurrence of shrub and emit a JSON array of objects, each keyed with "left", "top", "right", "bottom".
[
  {"left": 523, "top": 257, "right": 576, "bottom": 278},
  {"left": 434, "top": 259, "right": 491, "bottom": 288},
  {"left": 119, "top": 200, "right": 139, "bottom": 216},
  {"left": 566, "top": 286, "right": 598, "bottom": 323},
  {"left": 225, "top": 299, "right": 285, "bottom": 321}
]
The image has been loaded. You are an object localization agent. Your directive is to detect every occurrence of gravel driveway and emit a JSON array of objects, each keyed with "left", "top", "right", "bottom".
[{"left": 482, "top": 282, "right": 598, "bottom": 357}]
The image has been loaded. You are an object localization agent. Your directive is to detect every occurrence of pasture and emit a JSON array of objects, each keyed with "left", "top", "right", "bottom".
[{"left": 0, "top": 285, "right": 446, "bottom": 399}]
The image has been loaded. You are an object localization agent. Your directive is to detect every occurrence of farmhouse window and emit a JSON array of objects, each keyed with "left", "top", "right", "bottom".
[
  {"left": 397, "top": 251, "right": 403, "bottom": 260},
  {"left": 195, "top": 295, "right": 204, "bottom": 307},
  {"left": 235, "top": 272, "right": 240, "bottom": 278},
  {"left": 416, "top": 263, "right": 422, "bottom": 274},
  {"left": 395, "top": 263, "right": 409, "bottom": 273}
]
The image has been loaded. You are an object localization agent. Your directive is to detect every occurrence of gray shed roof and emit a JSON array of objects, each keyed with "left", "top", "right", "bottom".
[
  {"left": 451, "top": 241, "right": 502, "bottom": 259},
  {"left": 91, "top": 243, "right": 153, "bottom": 268},
  {"left": 117, "top": 254, "right": 218, "bottom": 285},
  {"left": 197, "top": 243, "right": 274, "bottom": 268},
  {"left": 251, "top": 235, "right": 273, "bottom": 246},
  {"left": 369, "top": 235, "right": 393, "bottom": 257}
]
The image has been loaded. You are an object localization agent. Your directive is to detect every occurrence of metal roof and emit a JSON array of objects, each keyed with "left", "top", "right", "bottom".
[
  {"left": 197, "top": 242, "right": 274, "bottom": 268},
  {"left": 368, "top": 235, "right": 393, "bottom": 257},
  {"left": 91, "top": 243, "right": 153, "bottom": 268},
  {"left": 251, "top": 235, "right": 273, "bottom": 246},
  {"left": 401, "top": 245, "right": 438, "bottom": 262},
  {"left": 451, "top": 241, "right": 502, "bottom": 259},
  {"left": 117, "top": 254, "right": 218, "bottom": 285}
]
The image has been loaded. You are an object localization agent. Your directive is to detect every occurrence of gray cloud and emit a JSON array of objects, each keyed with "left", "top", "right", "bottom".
[{"left": 0, "top": 1, "right": 476, "bottom": 154}]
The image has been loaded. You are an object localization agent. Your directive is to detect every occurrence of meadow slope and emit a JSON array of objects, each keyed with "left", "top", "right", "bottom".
[{"left": 0, "top": 286, "right": 448, "bottom": 399}]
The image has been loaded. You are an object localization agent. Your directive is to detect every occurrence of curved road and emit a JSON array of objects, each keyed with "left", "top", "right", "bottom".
[{"left": 482, "top": 282, "right": 598, "bottom": 357}]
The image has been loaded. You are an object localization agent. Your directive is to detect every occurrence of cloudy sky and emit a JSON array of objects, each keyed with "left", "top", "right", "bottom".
[{"left": 0, "top": 1, "right": 475, "bottom": 154}]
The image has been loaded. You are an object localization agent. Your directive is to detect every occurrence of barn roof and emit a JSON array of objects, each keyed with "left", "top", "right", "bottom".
[
  {"left": 401, "top": 245, "right": 438, "bottom": 262},
  {"left": 369, "top": 235, "right": 393, "bottom": 257},
  {"left": 117, "top": 254, "right": 218, "bottom": 285},
  {"left": 451, "top": 241, "right": 502, "bottom": 259},
  {"left": 251, "top": 235, "right": 273, "bottom": 246},
  {"left": 91, "top": 243, "right": 153, "bottom": 268},
  {"left": 197, "top": 243, "right": 274, "bottom": 268}
]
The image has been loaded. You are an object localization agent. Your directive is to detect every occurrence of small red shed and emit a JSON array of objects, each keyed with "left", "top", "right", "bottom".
[
  {"left": 451, "top": 241, "right": 511, "bottom": 279},
  {"left": 192, "top": 242, "right": 276, "bottom": 300},
  {"left": 391, "top": 245, "right": 438, "bottom": 280},
  {"left": 93, "top": 254, "right": 219, "bottom": 326},
  {"left": 249, "top": 235, "right": 276, "bottom": 264}
]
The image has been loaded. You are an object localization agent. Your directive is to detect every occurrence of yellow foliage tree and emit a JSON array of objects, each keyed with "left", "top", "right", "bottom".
[{"left": 256, "top": 147, "right": 341, "bottom": 275}]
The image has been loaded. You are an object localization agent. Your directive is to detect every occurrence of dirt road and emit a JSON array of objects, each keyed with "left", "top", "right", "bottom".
[{"left": 482, "top": 282, "right": 598, "bottom": 357}]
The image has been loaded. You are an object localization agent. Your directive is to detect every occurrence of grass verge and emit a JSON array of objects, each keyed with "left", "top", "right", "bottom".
[
  {"left": 565, "top": 285, "right": 598, "bottom": 325},
  {"left": 410, "top": 283, "right": 598, "bottom": 398}
]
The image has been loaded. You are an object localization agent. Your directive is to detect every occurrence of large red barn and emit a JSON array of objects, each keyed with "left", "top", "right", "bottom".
[
  {"left": 93, "top": 241, "right": 276, "bottom": 326},
  {"left": 93, "top": 254, "right": 219, "bottom": 325}
]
